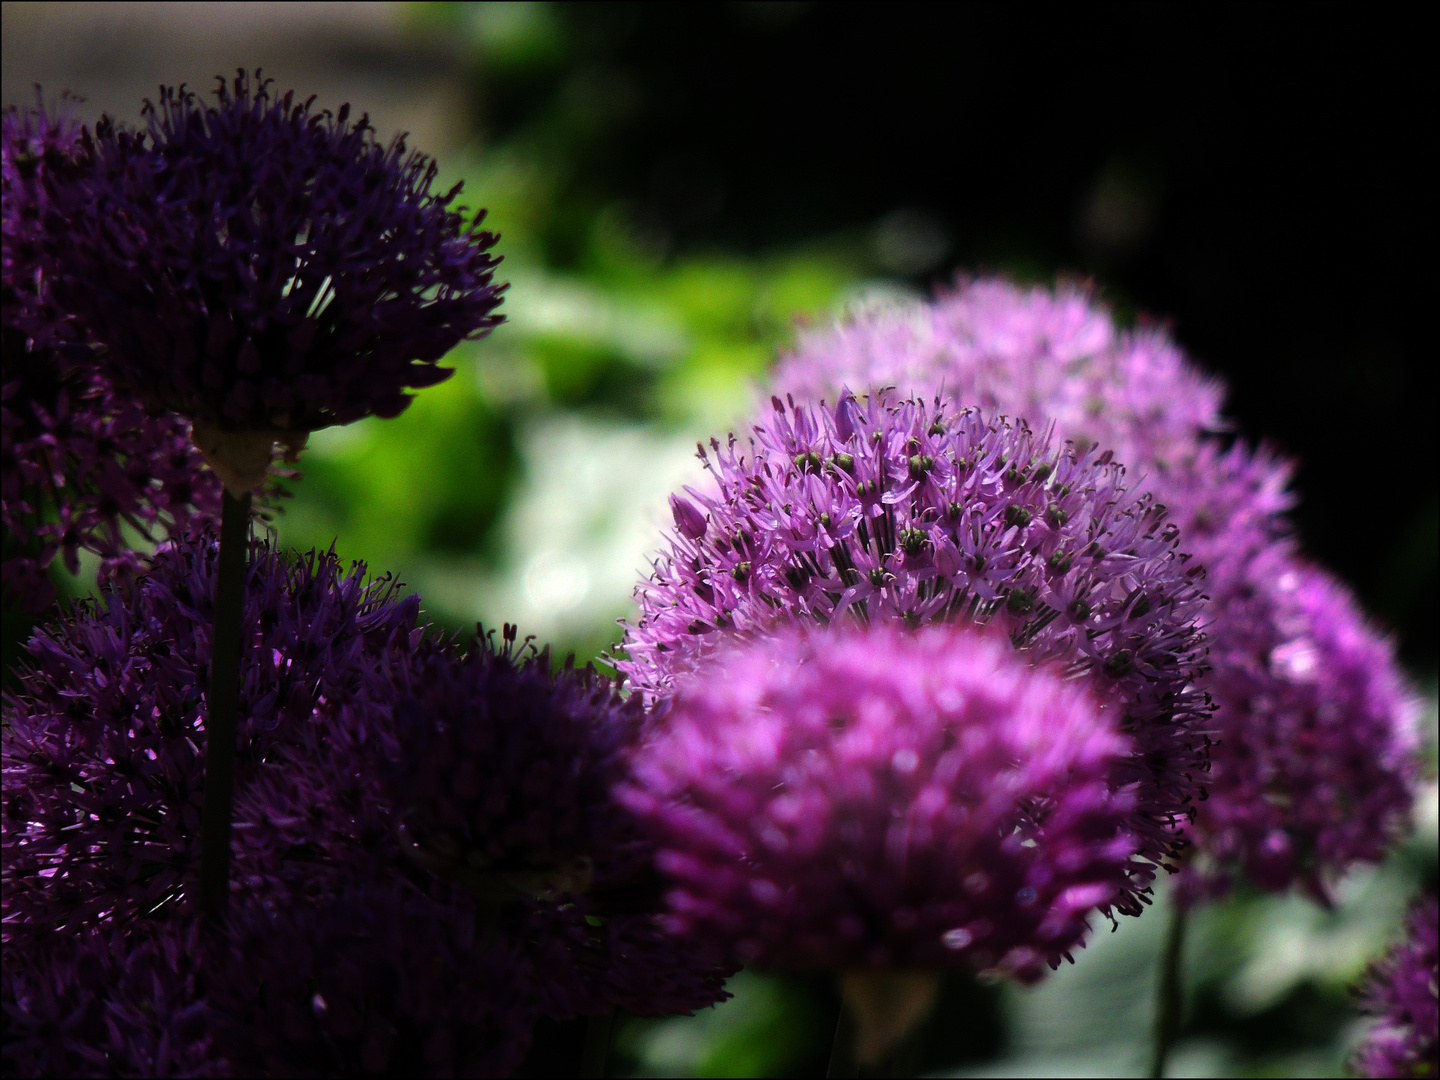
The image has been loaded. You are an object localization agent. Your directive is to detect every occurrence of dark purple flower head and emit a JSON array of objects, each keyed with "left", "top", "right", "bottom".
[
  {"left": 621, "top": 624, "right": 1138, "bottom": 981},
  {"left": 36, "top": 70, "right": 505, "bottom": 456},
  {"left": 346, "top": 626, "right": 732, "bottom": 1019},
  {"left": 3, "top": 100, "right": 221, "bottom": 613},
  {"left": 1352, "top": 895, "right": 1439, "bottom": 1079},
  {"left": 620, "top": 392, "right": 1210, "bottom": 911},
  {"left": 769, "top": 277, "right": 1419, "bottom": 900},
  {"left": 2, "top": 920, "right": 220, "bottom": 1078},
  {"left": 1, "top": 533, "right": 423, "bottom": 946}
]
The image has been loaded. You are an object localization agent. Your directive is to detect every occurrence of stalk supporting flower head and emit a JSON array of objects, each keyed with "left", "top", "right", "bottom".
[
  {"left": 622, "top": 623, "right": 1139, "bottom": 982},
  {"left": 3, "top": 99, "right": 220, "bottom": 612},
  {"left": 1352, "top": 895, "right": 1439, "bottom": 1079},
  {"left": 36, "top": 69, "right": 506, "bottom": 491},
  {"left": 768, "top": 277, "right": 1419, "bottom": 899},
  {"left": 620, "top": 392, "right": 1210, "bottom": 910}
]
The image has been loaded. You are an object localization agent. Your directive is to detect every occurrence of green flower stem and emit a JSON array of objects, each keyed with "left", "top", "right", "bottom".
[
  {"left": 581, "top": 1010, "right": 614, "bottom": 1078},
  {"left": 198, "top": 488, "right": 252, "bottom": 927},
  {"left": 1150, "top": 898, "right": 1189, "bottom": 1079}
]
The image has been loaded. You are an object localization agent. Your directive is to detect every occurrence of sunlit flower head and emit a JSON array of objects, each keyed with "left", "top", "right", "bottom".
[
  {"left": 622, "top": 623, "right": 1138, "bottom": 981},
  {"left": 620, "top": 392, "right": 1210, "bottom": 911}
]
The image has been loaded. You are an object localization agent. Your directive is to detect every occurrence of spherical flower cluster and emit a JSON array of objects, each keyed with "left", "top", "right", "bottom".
[
  {"left": 355, "top": 626, "right": 732, "bottom": 1018},
  {"left": 1, "top": 537, "right": 539, "bottom": 1074},
  {"left": 3, "top": 101, "right": 220, "bottom": 613},
  {"left": 1168, "top": 454, "right": 1420, "bottom": 898},
  {"left": 768, "top": 277, "right": 1419, "bottom": 898},
  {"left": 621, "top": 624, "right": 1139, "bottom": 981},
  {"left": 1, "top": 535, "right": 423, "bottom": 944},
  {"left": 35, "top": 70, "right": 505, "bottom": 479},
  {"left": 620, "top": 392, "right": 1210, "bottom": 911},
  {"left": 1352, "top": 895, "right": 1439, "bottom": 1079},
  {"left": 4, "top": 534, "right": 726, "bottom": 1073}
]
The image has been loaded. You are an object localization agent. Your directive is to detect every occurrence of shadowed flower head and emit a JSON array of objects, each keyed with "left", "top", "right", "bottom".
[
  {"left": 769, "top": 277, "right": 1418, "bottom": 899},
  {"left": 1352, "top": 895, "right": 1439, "bottom": 1079},
  {"left": 350, "top": 626, "right": 732, "bottom": 1019},
  {"left": 621, "top": 624, "right": 1139, "bottom": 981},
  {"left": 1, "top": 533, "right": 424, "bottom": 946},
  {"left": 36, "top": 70, "right": 505, "bottom": 443},
  {"left": 2, "top": 921, "right": 218, "bottom": 1078},
  {"left": 3, "top": 100, "right": 220, "bottom": 613},
  {"left": 620, "top": 392, "right": 1210, "bottom": 911}
]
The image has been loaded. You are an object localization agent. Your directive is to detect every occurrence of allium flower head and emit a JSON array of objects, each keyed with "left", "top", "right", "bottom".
[
  {"left": 36, "top": 70, "right": 505, "bottom": 461},
  {"left": 621, "top": 624, "right": 1139, "bottom": 981},
  {"left": 352, "top": 626, "right": 732, "bottom": 1019},
  {"left": 1, "top": 533, "right": 424, "bottom": 946},
  {"left": 621, "top": 392, "right": 1210, "bottom": 908},
  {"left": 769, "top": 277, "right": 1419, "bottom": 899},
  {"left": 3, "top": 100, "right": 220, "bottom": 613},
  {"left": 1352, "top": 896, "right": 1439, "bottom": 1079}
]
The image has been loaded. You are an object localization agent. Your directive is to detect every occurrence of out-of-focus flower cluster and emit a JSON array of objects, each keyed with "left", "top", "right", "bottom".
[
  {"left": 769, "top": 278, "right": 1419, "bottom": 901},
  {"left": 1352, "top": 895, "right": 1439, "bottom": 1079},
  {"left": 2, "top": 537, "right": 729, "bottom": 1075},
  {"left": 36, "top": 70, "right": 506, "bottom": 435}
]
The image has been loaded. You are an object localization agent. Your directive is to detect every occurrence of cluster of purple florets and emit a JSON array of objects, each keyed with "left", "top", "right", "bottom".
[
  {"left": 3, "top": 101, "right": 221, "bottom": 612},
  {"left": 771, "top": 278, "right": 1420, "bottom": 902},
  {"left": 622, "top": 624, "right": 1138, "bottom": 980},
  {"left": 3, "top": 539, "right": 726, "bottom": 1074},
  {"left": 622, "top": 391, "right": 1210, "bottom": 914},
  {"left": 1352, "top": 895, "right": 1439, "bottom": 1078},
  {"left": 1, "top": 62, "right": 1428, "bottom": 1080}
]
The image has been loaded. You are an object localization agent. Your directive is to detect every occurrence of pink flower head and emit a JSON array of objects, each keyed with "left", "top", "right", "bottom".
[
  {"left": 768, "top": 277, "right": 1419, "bottom": 899},
  {"left": 621, "top": 623, "right": 1138, "bottom": 981},
  {"left": 620, "top": 392, "right": 1209, "bottom": 911}
]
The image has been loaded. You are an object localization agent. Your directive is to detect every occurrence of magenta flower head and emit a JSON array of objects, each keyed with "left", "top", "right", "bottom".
[
  {"left": 1352, "top": 895, "right": 1439, "bottom": 1079},
  {"left": 356, "top": 626, "right": 732, "bottom": 1019},
  {"left": 36, "top": 70, "right": 505, "bottom": 490},
  {"left": 769, "top": 277, "right": 1419, "bottom": 900},
  {"left": 3, "top": 100, "right": 220, "bottom": 612},
  {"left": 621, "top": 623, "right": 1138, "bottom": 981},
  {"left": 620, "top": 392, "right": 1210, "bottom": 911},
  {"left": 1, "top": 533, "right": 424, "bottom": 947}
]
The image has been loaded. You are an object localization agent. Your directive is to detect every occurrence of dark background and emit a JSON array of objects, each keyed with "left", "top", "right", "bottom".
[{"left": 468, "top": 0, "right": 1435, "bottom": 666}]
